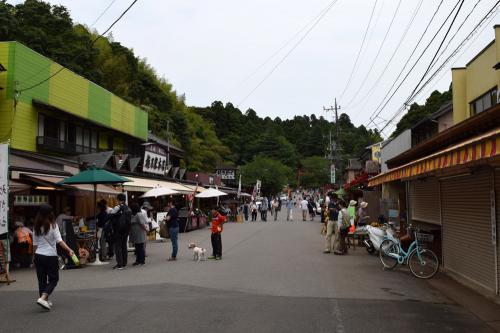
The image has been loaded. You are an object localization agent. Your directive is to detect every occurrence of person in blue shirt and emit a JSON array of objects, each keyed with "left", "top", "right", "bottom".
[{"left": 165, "top": 201, "right": 179, "bottom": 261}]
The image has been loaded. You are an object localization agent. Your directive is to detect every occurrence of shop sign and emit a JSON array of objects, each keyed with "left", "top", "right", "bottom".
[
  {"left": 0, "top": 144, "right": 7, "bottom": 235},
  {"left": 14, "top": 195, "right": 49, "bottom": 206},
  {"left": 216, "top": 169, "right": 236, "bottom": 180},
  {"left": 330, "top": 164, "right": 336, "bottom": 184},
  {"left": 143, "top": 151, "right": 167, "bottom": 175}
]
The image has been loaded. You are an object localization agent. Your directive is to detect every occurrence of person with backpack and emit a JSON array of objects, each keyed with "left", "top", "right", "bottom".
[
  {"left": 109, "top": 193, "right": 132, "bottom": 270},
  {"left": 333, "top": 200, "right": 350, "bottom": 255}
]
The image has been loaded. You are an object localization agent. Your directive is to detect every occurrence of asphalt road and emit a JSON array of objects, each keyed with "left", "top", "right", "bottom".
[{"left": 0, "top": 209, "right": 492, "bottom": 333}]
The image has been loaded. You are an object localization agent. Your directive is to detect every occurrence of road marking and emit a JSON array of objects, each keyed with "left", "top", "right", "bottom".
[{"left": 331, "top": 298, "right": 345, "bottom": 333}]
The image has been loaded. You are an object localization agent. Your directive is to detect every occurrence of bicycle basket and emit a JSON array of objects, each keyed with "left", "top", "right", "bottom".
[{"left": 416, "top": 233, "right": 434, "bottom": 243}]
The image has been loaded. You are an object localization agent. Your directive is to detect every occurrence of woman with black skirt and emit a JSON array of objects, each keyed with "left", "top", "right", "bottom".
[{"left": 33, "top": 204, "right": 74, "bottom": 310}]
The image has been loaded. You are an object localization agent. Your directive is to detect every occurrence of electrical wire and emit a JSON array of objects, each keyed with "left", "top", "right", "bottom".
[
  {"left": 366, "top": 0, "right": 459, "bottom": 128},
  {"left": 90, "top": 0, "right": 117, "bottom": 28},
  {"left": 344, "top": 0, "right": 402, "bottom": 108},
  {"left": 349, "top": 0, "right": 424, "bottom": 117},
  {"left": 18, "top": 0, "right": 139, "bottom": 93},
  {"left": 228, "top": 1, "right": 338, "bottom": 95},
  {"left": 377, "top": 0, "right": 500, "bottom": 135},
  {"left": 236, "top": 0, "right": 339, "bottom": 108},
  {"left": 338, "top": 0, "right": 379, "bottom": 101}
]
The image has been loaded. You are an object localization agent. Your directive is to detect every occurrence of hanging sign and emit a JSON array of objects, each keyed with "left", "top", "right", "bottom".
[
  {"left": 330, "top": 164, "right": 336, "bottom": 184},
  {"left": 0, "top": 144, "right": 8, "bottom": 235},
  {"left": 143, "top": 144, "right": 167, "bottom": 175}
]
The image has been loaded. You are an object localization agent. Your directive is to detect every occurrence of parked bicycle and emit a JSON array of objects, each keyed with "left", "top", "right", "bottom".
[{"left": 379, "top": 227, "right": 439, "bottom": 279}]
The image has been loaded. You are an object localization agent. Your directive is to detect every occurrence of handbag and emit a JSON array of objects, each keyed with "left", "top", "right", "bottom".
[{"left": 159, "top": 221, "right": 170, "bottom": 239}]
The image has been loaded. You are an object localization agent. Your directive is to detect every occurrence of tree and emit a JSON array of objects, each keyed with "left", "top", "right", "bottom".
[
  {"left": 299, "top": 156, "right": 330, "bottom": 188},
  {"left": 241, "top": 156, "right": 293, "bottom": 195}
]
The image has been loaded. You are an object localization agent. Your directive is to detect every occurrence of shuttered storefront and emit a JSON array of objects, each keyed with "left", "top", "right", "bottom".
[
  {"left": 410, "top": 177, "right": 440, "bottom": 224},
  {"left": 441, "top": 169, "right": 496, "bottom": 292},
  {"left": 495, "top": 169, "right": 500, "bottom": 294}
]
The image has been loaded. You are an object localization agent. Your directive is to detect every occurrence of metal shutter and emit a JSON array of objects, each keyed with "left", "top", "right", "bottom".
[
  {"left": 495, "top": 169, "right": 500, "bottom": 294},
  {"left": 410, "top": 178, "right": 440, "bottom": 224},
  {"left": 441, "top": 169, "right": 496, "bottom": 292}
]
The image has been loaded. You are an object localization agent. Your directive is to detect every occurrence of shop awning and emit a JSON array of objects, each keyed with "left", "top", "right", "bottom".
[
  {"left": 21, "top": 174, "right": 120, "bottom": 194},
  {"left": 122, "top": 176, "right": 193, "bottom": 194},
  {"left": 344, "top": 172, "right": 369, "bottom": 190},
  {"left": 368, "top": 128, "right": 500, "bottom": 187}
]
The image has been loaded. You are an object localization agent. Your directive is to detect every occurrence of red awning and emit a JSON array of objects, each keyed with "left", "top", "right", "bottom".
[{"left": 344, "top": 172, "right": 368, "bottom": 190}]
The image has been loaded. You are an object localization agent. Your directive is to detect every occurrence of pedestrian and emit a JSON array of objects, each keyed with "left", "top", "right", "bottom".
[
  {"left": 129, "top": 203, "right": 148, "bottom": 266},
  {"left": 243, "top": 202, "right": 249, "bottom": 222},
  {"left": 307, "top": 198, "right": 315, "bottom": 221},
  {"left": 165, "top": 200, "right": 179, "bottom": 261},
  {"left": 109, "top": 193, "right": 132, "bottom": 270},
  {"left": 286, "top": 198, "right": 294, "bottom": 221},
  {"left": 261, "top": 197, "right": 268, "bottom": 221},
  {"left": 209, "top": 208, "right": 226, "bottom": 260},
  {"left": 323, "top": 206, "right": 334, "bottom": 253},
  {"left": 251, "top": 201, "right": 258, "bottom": 221},
  {"left": 348, "top": 200, "right": 357, "bottom": 229},
  {"left": 300, "top": 197, "right": 308, "bottom": 221},
  {"left": 270, "top": 198, "right": 275, "bottom": 220},
  {"left": 356, "top": 201, "right": 369, "bottom": 226},
  {"left": 334, "top": 200, "right": 350, "bottom": 255},
  {"left": 32, "top": 204, "right": 74, "bottom": 310},
  {"left": 272, "top": 198, "right": 279, "bottom": 221}
]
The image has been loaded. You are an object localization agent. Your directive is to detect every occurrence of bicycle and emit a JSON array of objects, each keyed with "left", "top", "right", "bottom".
[{"left": 379, "top": 228, "right": 439, "bottom": 279}]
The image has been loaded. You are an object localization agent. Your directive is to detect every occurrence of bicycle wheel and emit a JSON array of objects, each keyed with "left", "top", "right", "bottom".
[
  {"left": 408, "top": 248, "right": 439, "bottom": 279},
  {"left": 379, "top": 239, "right": 399, "bottom": 270}
]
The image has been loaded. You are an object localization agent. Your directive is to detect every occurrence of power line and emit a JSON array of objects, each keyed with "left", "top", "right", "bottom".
[
  {"left": 349, "top": 0, "right": 424, "bottom": 117},
  {"left": 377, "top": 0, "right": 500, "bottom": 135},
  {"left": 90, "top": 0, "right": 117, "bottom": 28},
  {"left": 338, "top": 0, "right": 379, "bottom": 100},
  {"left": 343, "top": 0, "right": 402, "bottom": 108},
  {"left": 366, "top": 0, "right": 459, "bottom": 128},
  {"left": 236, "top": 0, "right": 339, "bottom": 107},
  {"left": 227, "top": 1, "right": 337, "bottom": 95},
  {"left": 18, "top": 0, "right": 139, "bottom": 93}
]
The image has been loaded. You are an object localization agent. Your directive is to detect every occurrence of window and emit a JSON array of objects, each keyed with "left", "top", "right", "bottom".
[
  {"left": 91, "top": 131, "right": 98, "bottom": 149},
  {"left": 40, "top": 115, "right": 59, "bottom": 139},
  {"left": 76, "top": 127, "right": 83, "bottom": 146},
  {"left": 470, "top": 87, "right": 497, "bottom": 115}
]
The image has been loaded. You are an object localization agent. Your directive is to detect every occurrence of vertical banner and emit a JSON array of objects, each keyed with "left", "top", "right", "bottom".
[
  {"left": 330, "top": 164, "right": 336, "bottom": 184},
  {"left": 0, "top": 144, "right": 8, "bottom": 236}
]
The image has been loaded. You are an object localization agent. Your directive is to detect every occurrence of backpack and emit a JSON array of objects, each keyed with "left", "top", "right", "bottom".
[
  {"left": 340, "top": 209, "right": 351, "bottom": 230},
  {"left": 112, "top": 204, "right": 132, "bottom": 234}
]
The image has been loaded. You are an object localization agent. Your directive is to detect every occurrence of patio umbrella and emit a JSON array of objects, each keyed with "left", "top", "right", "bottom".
[
  {"left": 195, "top": 188, "right": 228, "bottom": 198},
  {"left": 140, "top": 186, "right": 179, "bottom": 198},
  {"left": 57, "top": 166, "right": 130, "bottom": 265}
]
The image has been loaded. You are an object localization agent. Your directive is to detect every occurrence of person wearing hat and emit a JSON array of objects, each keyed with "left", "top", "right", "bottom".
[
  {"left": 348, "top": 200, "right": 357, "bottom": 228},
  {"left": 356, "top": 201, "right": 370, "bottom": 226},
  {"left": 141, "top": 201, "right": 153, "bottom": 256}
]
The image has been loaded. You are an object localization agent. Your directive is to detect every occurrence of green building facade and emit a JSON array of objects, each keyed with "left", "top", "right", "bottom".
[{"left": 0, "top": 41, "right": 148, "bottom": 154}]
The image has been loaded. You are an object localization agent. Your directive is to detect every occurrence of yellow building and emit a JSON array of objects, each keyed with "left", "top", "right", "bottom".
[{"left": 452, "top": 25, "right": 500, "bottom": 124}]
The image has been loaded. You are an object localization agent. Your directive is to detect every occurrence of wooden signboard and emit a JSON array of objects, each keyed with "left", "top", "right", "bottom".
[{"left": 0, "top": 240, "right": 12, "bottom": 285}]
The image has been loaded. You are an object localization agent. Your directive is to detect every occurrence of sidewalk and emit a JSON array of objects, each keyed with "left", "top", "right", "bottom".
[{"left": 427, "top": 274, "right": 500, "bottom": 332}]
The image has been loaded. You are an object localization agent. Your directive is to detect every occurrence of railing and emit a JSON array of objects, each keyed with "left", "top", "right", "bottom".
[{"left": 36, "top": 136, "right": 98, "bottom": 155}]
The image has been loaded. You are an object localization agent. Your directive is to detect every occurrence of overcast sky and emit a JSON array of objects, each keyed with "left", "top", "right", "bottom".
[{"left": 9, "top": 0, "right": 500, "bottom": 135}]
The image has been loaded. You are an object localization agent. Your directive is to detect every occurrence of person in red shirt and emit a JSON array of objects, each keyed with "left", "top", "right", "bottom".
[{"left": 209, "top": 209, "right": 226, "bottom": 260}]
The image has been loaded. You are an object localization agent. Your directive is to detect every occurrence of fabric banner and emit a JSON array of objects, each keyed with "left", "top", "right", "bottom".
[{"left": 0, "top": 144, "right": 8, "bottom": 235}]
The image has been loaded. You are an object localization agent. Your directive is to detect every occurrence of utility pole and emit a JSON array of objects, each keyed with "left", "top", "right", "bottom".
[
  {"left": 323, "top": 98, "right": 342, "bottom": 186},
  {"left": 166, "top": 120, "right": 170, "bottom": 171}
]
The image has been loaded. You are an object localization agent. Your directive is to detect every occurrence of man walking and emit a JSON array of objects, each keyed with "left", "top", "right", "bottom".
[
  {"left": 165, "top": 201, "right": 179, "bottom": 261},
  {"left": 300, "top": 197, "right": 309, "bottom": 221},
  {"left": 261, "top": 197, "right": 268, "bottom": 221},
  {"left": 286, "top": 198, "right": 294, "bottom": 221},
  {"left": 110, "top": 193, "right": 131, "bottom": 270}
]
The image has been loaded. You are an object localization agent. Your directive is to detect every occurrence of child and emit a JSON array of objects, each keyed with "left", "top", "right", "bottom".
[{"left": 209, "top": 209, "right": 226, "bottom": 260}]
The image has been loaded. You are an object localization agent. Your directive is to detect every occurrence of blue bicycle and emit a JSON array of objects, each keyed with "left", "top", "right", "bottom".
[{"left": 379, "top": 228, "right": 439, "bottom": 279}]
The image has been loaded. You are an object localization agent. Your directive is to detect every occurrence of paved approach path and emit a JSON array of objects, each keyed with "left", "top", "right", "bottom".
[{"left": 0, "top": 209, "right": 492, "bottom": 332}]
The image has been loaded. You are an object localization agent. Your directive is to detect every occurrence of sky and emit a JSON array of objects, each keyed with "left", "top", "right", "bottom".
[{"left": 9, "top": 0, "right": 500, "bottom": 135}]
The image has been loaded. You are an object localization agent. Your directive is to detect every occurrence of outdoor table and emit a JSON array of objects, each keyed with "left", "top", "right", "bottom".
[{"left": 348, "top": 230, "right": 369, "bottom": 251}]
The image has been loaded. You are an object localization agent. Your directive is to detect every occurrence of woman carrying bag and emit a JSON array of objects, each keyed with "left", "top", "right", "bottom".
[
  {"left": 129, "top": 203, "right": 148, "bottom": 266},
  {"left": 33, "top": 204, "right": 75, "bottom": 310}
]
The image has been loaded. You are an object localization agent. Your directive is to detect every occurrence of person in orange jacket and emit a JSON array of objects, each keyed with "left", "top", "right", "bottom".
[{"left": 208, "top": 208, "right": 226, "bottom": 260}]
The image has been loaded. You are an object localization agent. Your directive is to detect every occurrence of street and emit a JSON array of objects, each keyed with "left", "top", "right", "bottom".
[{"left": 0, "top": 209, "right": 491, "bottom": 333}]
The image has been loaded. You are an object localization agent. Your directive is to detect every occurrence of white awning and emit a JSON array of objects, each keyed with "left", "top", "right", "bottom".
[{"left": 122, "top": 176, "right": 193, "bottom": 194}]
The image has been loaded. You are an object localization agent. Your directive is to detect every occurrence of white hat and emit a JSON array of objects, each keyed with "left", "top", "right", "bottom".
[
  {"left": 349, "top": 200, "right": 357, "bottom": 206},
  {"left": 360, "top": 202, "right": 368, "bottom": 208}
]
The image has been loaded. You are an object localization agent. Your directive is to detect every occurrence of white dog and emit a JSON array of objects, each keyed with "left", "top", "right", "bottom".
[{"left": 188, "top": 243, "right": 207, "bottom": 261}]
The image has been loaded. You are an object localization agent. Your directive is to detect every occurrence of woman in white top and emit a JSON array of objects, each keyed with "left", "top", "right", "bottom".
[{"left": 33, "top": 204, "right": 74, "bottom": 310}]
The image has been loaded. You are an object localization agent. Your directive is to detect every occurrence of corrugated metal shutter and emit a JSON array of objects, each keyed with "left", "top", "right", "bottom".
[
  {"left": 495, "top": 169, "right": 500, "bottom": 294},
  {"left": 441, "top": 169, "right": 496, "bottom": 292},
  {"left": 410, "top": 178, "right": 440, "bottom": 224}
]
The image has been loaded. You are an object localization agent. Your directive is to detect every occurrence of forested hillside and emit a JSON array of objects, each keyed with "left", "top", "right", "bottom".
[{"left": 0, "top": 0, "right": 450, "bottom": 189}]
